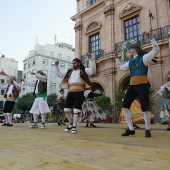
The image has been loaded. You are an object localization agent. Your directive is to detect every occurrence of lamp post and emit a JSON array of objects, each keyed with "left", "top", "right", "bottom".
[{"left": 149, "top": 10, "right": 153, "bottom": 34}]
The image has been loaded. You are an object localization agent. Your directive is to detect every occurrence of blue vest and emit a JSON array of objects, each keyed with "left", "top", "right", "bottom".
[{"left": 129, "top": 55, "right": 148, "bottom": 76}]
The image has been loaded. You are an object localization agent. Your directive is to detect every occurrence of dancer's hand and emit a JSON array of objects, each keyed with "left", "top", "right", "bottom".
[
  {"left": 144, "top": 31, "right": 153, "bottom": 40},
  {"left": 87, "top": 53, "right": 92, "bottom": 59},
  {"left": 113, "top": 52, "right": 119, "bottom": 59},
  {"left": 30, "top": 72, "right": 35, "bottom": 75},
  {"left": 19, "top": 78, "right": 24, "bottom": 82},
  {"left": 55, "top": 60, "right": 59, "bottom": 67}
]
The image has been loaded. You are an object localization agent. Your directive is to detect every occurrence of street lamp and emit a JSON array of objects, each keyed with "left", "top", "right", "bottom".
[{"left": 149, "top": 10, "right": 153, "bottom": 34}]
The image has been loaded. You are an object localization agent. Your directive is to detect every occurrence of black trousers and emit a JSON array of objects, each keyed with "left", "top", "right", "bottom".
[
  {"left": 3, "top": 101, "right": 15, "bottom": 113},
  {"left": 122, "top": 84, "right": 149, "bottom": 112},
  {"left": 65, "top": 91, "right": 84, "bottom": 110}
]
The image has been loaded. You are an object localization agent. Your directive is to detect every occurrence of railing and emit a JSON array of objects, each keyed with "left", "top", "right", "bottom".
[
  {"left": 81, "top": 49, "right": 105, "bottom": 65},
  {"left": 114, "top": 25, "right": 169, "bottom": 53}
]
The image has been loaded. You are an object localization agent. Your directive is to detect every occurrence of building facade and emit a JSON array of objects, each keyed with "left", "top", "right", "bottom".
[
  {"left": 0, "top": 55, "right": 18, "bottom": 78},
  {"left": 71, "top": 0, "right": 170, "bottom": 122},
  {"left": 22, "top": 42, "right": 75, "bottom": 96},
  {"left": 0, "top": 70, "right": 9, "bottom": 113}
]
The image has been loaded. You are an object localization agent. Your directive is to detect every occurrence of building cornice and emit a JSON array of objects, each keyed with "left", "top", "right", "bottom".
[
  {"left": 103, "top": 4, "right": 114, "bottom": 18},
  {"left": 23, "top": 53, "right": 72, "bottom": 64},
  {"left": 71, "top": 0, "right": 104, "bottom": 21}
]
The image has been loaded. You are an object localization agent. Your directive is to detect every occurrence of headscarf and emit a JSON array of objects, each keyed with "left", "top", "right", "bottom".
[
  {"left": 129, "top": 43, "right": 158, "bottom": 63},
  {"left": 129, "top": 43, "right": 148, "bottom": 55},
  {"left": 72, "top": 58, "right": 85, "bottom": 70}
]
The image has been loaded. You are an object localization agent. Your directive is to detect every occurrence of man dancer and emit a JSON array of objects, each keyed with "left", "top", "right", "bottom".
[
  {"left": 0, "top": 77, "right": 20, "bottom": 126},
  {"left": 21, "top": 70, "right": 50, "bottom": 129},
  {"left": 55, "top": 53, "right": 96, "bottom": 134},
  {"left": 114, "top": 31, "right": 160, "bottom": 137}
]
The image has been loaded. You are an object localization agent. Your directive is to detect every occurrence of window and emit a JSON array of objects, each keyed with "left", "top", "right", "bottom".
[
  {"left": 58, "top": 54, "right": 62, "bottom": 59},
  {"left": 51, "top": 61, "right": 55, "bottom": 66},
  {"left": 89, "top": 33, "right": 100, "bottom": 59},
  {"left": 51, "top": 72, "right": 55, "bottom": 77},
  {"left": 43, "top": 59, "right": 48, "bottom": 65},
  {"left": 0, "top": 101, "right": 3, "bottom": 109},
  {"left": 60, "top": 63, "right": 65, "bottom": 68},
  {"left": 90, "top": 0, "right": 97, "bottom": 4},
  {"left": 27, "top": 72, "right": 31, "bottom": 79},
  {"left": 51, "top": 83, "right": 56, "bottom": 93},
  {"left": 28, "top": 61, "right": 32, "bottom": 68},
  {"left": 23, "top": 84, "right": 25, "bottom": 91},
  {"left": 23, "top": 74, "right": 26, "bottom": 79},
  {"left": 1, "top": 79, "right": 4, "bottom": 83},
  {"left": 50, "top": 51, "right": 54, "bottom": 57},
  {"left": 1, "top": 90, "right": 4, "bottom": 95},
  {"left": 125, "top": 16, "right": 140, "bottom": 40},
  {"left": 68, "top": 64, "right": 72, "bottom": 67},
  {"left": 24, "top": 63, "right": 27, "bottom": 70},
  {"left": 33, "top": 58, "right": 36, "bottom": 66}
]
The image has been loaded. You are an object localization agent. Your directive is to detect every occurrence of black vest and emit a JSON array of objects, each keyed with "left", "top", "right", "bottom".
[{"left": 33, "top": 80, "right": 47, "bottom": 95}]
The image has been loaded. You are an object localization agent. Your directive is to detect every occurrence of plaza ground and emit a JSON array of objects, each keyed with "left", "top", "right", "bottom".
[{"left": 0, "top": 123, "right": 169, "bottom": 170}]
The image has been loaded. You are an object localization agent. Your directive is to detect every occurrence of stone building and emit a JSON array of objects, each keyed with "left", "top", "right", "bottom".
[
  {"left": 71, "top": 0, "right": 170, "bottom": 122},
  {"left": 22, "top": 42, "right": 75, "bottom": 96}
]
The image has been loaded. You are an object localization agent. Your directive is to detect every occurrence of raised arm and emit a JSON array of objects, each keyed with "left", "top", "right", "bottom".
[
  {"left": 150, "top": 84, "right": 166, "bottom": 99},
  {"left": 13, "top": 80, "right": 20, "bottom": 90},
  {"left": 36, "top": 73, "right": 47, "bottom": 82},
  {"left": 0, "top": 84, "right": 8, "bottom": 90},
  {"left": 85, "top": 59, "right": 96, "bottom": 76},
  {"left": 143, "top": 32, "right": 160, "bottom": 66},
  {"left": 55, "top": 60, "right": 67, "bottom": 78},
  {"left": 114, "top": 52, "right": 129, "bottom": 70}
]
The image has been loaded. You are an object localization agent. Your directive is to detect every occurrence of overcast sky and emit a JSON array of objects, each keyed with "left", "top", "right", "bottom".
[{"left": 0, "top": 0, "right": 76, "bottom": 70}]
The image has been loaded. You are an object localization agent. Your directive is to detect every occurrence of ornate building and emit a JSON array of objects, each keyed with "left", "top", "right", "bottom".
[{"left": 71, "top": 0, "right": 170, "bottom": 122}]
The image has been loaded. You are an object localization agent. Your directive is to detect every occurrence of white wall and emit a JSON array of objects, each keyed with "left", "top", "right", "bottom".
[{"left": 22, "top": 42, "right": 75, "bottom": 97}]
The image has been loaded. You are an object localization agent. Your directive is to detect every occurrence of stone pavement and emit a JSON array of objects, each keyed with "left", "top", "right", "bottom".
[{"left": 0, "top": 123, "right": 169, "bottom": 170}]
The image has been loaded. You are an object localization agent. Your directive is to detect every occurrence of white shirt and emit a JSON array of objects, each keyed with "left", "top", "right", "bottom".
[
  {"left": 157, "top": 81, "right": 170, "bottom": 96},
  {"left": 55, "top": 60, "right": 96, "bottom": 84},
  {"left": 115, "top": 38, "right": 160, "bottom": 70},
  {"left": 24, "top": 73, "right": 47, "bottom": 94},
  {"left": 0, "top": 80, "right": 19, "bottom": 98}
]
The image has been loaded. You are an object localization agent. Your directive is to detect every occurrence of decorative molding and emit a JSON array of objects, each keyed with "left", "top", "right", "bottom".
[
  {"left": 85, "top": 20, "right": 102, "bottom": 34},
  {"left": 74, "top": 22, "right": 82, "bottom": 32},
  {"left": 103, "top": 4, "right": 114, "bottom": 18},
  {"left": 119, "top": 3, "right": 142, "bottom": 19}
]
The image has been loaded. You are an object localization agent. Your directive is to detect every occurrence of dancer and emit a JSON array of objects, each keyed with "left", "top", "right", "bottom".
[
  {"left": 55, "top": 53, "right": 96, "bottom": 134},
  {"left": 151, "top": 75, "right": 170, "bottom": 130},
  {"left": 0, "top": 77, "right": 20, "bottom": 126},
  {"left": 20, "top": 70, "right": 50, "bottom": 129},
  {"left": 114, "top": 31, "right": 160, "bottom": 137},
  {"left": 81, "top": 89, "right": 106, "bottom": 127},
  {"left": 57, "top": 89, "right": 66, "bottom": 125}
]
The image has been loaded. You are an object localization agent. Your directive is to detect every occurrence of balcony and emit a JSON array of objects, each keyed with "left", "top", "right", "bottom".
[
  {"left": 114, "top": 25, "right": 169, "bottom": 53},
  {"left": 81, "top": 49, "right": 105, "bottom": 65}
]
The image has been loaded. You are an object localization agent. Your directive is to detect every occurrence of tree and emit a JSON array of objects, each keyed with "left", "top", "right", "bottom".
[
  {"left": 47, "top": 93, "right": 58, "bottom": 107},
  {"left": 16, "top": 92, "right": 35, "bottom": 111}
]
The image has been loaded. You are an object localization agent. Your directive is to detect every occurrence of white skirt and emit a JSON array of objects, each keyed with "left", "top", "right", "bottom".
[{"left": 30, "top": 98, "right": 50, "bottom": 115}]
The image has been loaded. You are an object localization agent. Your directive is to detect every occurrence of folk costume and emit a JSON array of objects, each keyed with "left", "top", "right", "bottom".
[
  {"left": 56, "top": 58, "right": 96, "bottom": 133},
  {"left": 24, "top": 72, "right": 50, "bottom": 129},
  {"left": 0, "top": 79, "right": 19, "bottom": 126},
  {"left": 115, "top": 38, "right": 160, "bottom": 137},
  {"left": 155, "top": 79, "right": 170, "bottom": 130},
  {"left": 81, "top": 90, "right": 106, "bottom": 127},
  {"left": 56, "top": 89, "right": 66, "bottom": 125}
]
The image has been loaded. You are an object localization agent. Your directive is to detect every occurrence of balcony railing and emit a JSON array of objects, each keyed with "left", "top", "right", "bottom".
[
  {"left": 114, "top": 25, "right": 169, "bottom": 53},
  {"left": 81, "top": 49, "right": 105, "bottom": 65}
]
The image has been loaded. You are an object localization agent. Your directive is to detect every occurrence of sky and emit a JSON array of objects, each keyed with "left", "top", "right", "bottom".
[{"left": 0, "top": 0, "right": 76, "bottom": 71}]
